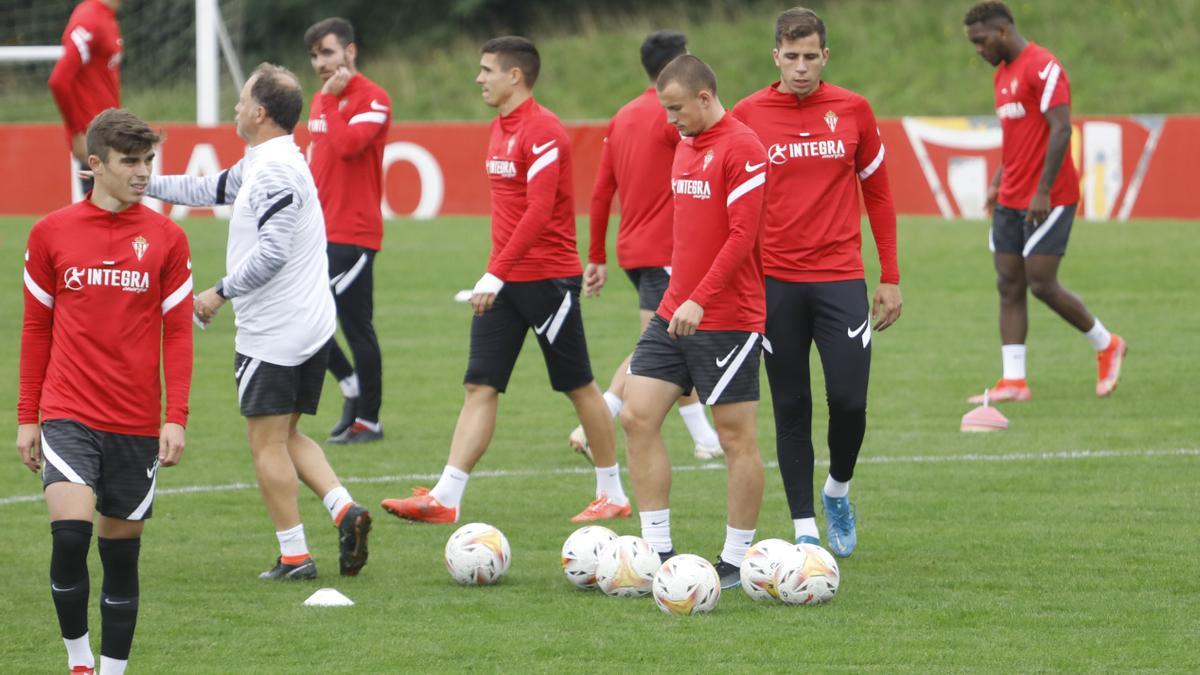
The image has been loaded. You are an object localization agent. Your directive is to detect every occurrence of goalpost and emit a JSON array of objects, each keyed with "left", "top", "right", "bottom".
[{"left": 0, "top": 0, "right": 244, "bottom": 127}]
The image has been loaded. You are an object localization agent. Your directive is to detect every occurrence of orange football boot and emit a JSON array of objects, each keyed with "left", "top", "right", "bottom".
[
  {"left": 380, "top": 486, "right": 459, "bottom": 524},
  {"left": 570, "top": 493, "right": 632, "bottom": 523},
  {"left": 967, "top": 378, "right": 1031, "bottom": 404},
  {"left": 1096, "top": 334, "right": 1128, "bottom": 397}
]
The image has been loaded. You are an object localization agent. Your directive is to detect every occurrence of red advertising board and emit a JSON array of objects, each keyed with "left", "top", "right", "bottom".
[{"left": 1, "top": 116, "right": 1196, "bottom": 220}]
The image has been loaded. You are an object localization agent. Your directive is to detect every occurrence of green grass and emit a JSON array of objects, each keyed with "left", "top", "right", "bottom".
[
  {"left": 0, "top": 213, "right": 1197, "bottom": 672},
  {"left": 4, "top": 0, "right": 1199, "bottom": 124}
]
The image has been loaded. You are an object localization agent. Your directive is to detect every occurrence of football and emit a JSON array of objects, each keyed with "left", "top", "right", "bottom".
[
  {"left": 739, "top": 538, "right": 796, "bottom": 601},
  {"left": 652, "top": 553, "right": 721, "bottom": 615},
  {"left": 773, "top": 543, "right": 841, "bottom": 605},
  {"left": 444, "top": 522, "right": 512, "bottom": 585},
  {"left": 561, "top": 525, "right": 619, "bottom": 590},
  {"left": 594, "top": 535, "right": 660, "bottom": 597}
]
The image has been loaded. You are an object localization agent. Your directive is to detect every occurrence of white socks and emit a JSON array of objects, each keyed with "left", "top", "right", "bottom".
[
  {"left": 64, "top": 634, "right": 94, "bottom": 670},
  {"left": 1085, "top": 318, "right": 1112, "bottom": 351},
  {"left": 322, "top": 486, "right": 354, "bottom": 523},
  {"left": 602, "top": 391, "right": 624, "bottom": 418},
  {"left": 429, "top": 465, "right": 470, "bottom": 508},
  {"left": 640, "top": 509, "right": 673, "bottom": 554},
  {"left": 678, "top": 402, "right": 720, "bottom": 448},
  {"left": 595, "top": 464, "right": 628, "bottom": 505},
  {"left": 338, "top": 374, "right": 360, "bottom": 398},
  {"left": 824, "top": 475, "right": 850, "bottom": 499},
  {"left": 275, "top": 524, "right": 308, "bottom": 558},
  {"left": 720, "top": 526, "right": 756, "bottom": 567},
  {"left": 794, "top": 517, "right": 819, "bottom": 542},
  {"left": 1001, "top": 344, "right": 1027, "bottom": 380},
  {"left": 100, "top": 656, "right": 128, "bottom": 675}
]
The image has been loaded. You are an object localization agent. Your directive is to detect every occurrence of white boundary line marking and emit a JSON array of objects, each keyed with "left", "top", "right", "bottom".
[{"left": 2, "top": 448, "right": 1196, "bottom": 508}]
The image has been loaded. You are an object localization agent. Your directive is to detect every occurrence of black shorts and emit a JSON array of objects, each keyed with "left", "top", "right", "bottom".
[
  {"left": 235, "top": 342, "right": 330, "bottom": 417},
  {"left": 990, "top": 203, "right": 1076, "bottom": 257},
  {"left": 624, "top": 267, "right": 671, "bottom": 312},
  {"left": 40, "top": 419, "right": 159, "bottom": 521},
  {"left": 464, "top": 276, "right": 594, "bottom": 393},
  {"left": 630, "top": 315, "right": 761, "bottom": 405}
]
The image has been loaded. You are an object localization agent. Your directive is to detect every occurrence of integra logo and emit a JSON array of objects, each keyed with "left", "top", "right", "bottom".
[
  {"left": 672, "top": 178, "right": 711, "bottom": 200},
  {"left": 63, "top": 266, "right": 150, "bottom": 293},
  {"left": 768, "top": 139, "right": 847, "bottom": 165},
  {"left": 308, "top": 115, "right": 328, "bottom": 134},
  {"left": 486, "top": 159, "right": 518, "bottom": 178},
  {"left": 996, "top": 102, "right": 1026, "bottom": 119}
]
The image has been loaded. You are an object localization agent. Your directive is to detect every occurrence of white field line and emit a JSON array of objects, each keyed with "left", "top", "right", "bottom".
[{"left": 1, "top": 447, "right": 1196, "bottom": 508}]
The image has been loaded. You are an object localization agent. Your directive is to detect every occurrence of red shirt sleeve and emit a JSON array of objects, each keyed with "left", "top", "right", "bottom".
[
  {"left": 159, "top": 224, "right": 194, "bottom": 428},
  {"left": 690, "top": 137, "right": 766, "bottom": 307},
  {"left": 318, "top": 89, "right": 390, "bottom": 159},
  {"left": 48, "top": 24, "right": 88, "bottom": 135},
  {"left": 854, "top": 100, "right": 900, "bottom": 285},
  {"left": 19, "top": 221, "right": 57, "bottom": 424},
  {"left": 587, "top": 121, "right": 618, "bottom": 265},
  {"left": 1031, "top": 54, "right": 1070, "bottom": 114},
  {"left": 487, "top": 123, "right": 567, "bottom": 279}
]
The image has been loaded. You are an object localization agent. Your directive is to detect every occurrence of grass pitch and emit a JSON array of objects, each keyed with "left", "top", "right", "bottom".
[{"left": 0, "top": 213, "right": 1196, "bottom": 672}]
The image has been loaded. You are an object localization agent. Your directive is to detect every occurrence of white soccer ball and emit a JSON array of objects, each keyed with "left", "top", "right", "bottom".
[
  {"left": 561, "top": 525, "right": 619, "bottom": 590},
  {"left": 652, "top": 553, "right": 721, "bottom": 615},
  {"left": 773, "top": 543, "right": 840, "bottom": 605},
  {"left": 444, "top": 522, "right": 511, "bottom": 585},
  {"left": 739, "top": 538, "right": 796, "bottom": 601},
  {"left": 594, "top": 535, "right": 660, "bottom": 597}
]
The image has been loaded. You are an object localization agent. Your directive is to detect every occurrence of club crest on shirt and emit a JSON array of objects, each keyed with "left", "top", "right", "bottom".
[
  {"left": 507, "top": 137, "right": 516, "bottom": 155},
  {"left": 702, "top": 149, "right": 714, "bottom": 171},
  {"left": 132, "top": 235, "right": 148, "bottom": 261},
  {"left": 339, "top": 99, "right": 349, "bottom": 111},
  {"left": 824, "top": 110, "right": 839, "bottom": 133}
]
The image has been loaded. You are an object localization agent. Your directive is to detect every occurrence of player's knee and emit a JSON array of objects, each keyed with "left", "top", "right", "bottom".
[
  {"left": 826, "top": 389, "right": 867, "bottom": 416},
  {"left": 98, "top": 537, "right": 141, "bottom": 597},
  {"left": 50, "top": 520, "right": 93, "bottom": 578},
  {"left": 619, "top": 404, "right": 654, "bottom": 438},
  {"left": 1027, "top": 277, "right": 1057, "bottom": 302},
  {"left": 996, "top": 274, "right": 1025, "bottom": 301}
]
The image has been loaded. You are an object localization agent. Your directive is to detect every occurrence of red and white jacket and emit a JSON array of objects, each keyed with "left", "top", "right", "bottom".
[
  {"left": 20, "top": 199, "right": 193, "bottom": 436},
  {"left": 48, "top": 0, "right": 122, "bottom": 148}
]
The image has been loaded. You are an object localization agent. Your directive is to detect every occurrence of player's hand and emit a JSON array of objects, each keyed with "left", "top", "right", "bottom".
[
  {"left": 470, "top": 272, "right": 504, "bottom": 316},
  {"left": 1027, "top": 190, "right": 1051, "bottom": 225},
  {"left": 583, "top": 263, "right": 607, "bottom": 297},
  {"left": 158, "top": 423, "right": 185, "bottom": 467},
  {"left": 984, "top": 183, "right": 999, "bottom": 216},
  {"left": 872, "top": 283, "right": 902, "bottom": 332},
  {"left": 321, "top": 66, "right": 353, "bottom": 97},
  {"left": 668, "top": 300, "right": 704, "bottom": 338},
  {"left": 194, "top": 287, "right": 226, "bottom": 325},
  {"left": 77, "top": 169, "right": 96, "bottom": 182},
  {"left": 16, "top": 423, "right": 41, "bottom": 473}
]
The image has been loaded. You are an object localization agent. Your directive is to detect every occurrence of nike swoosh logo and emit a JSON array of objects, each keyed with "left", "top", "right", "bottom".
[
  {"left": 533, "top": 314, "right": 553, "bottom": 335},
  {"left": 649, "top": 520, "right": 667, "bottom": 526},
  {"left": 369, "top": 99, "right": 388, "bottom": 112},
  {"left": 267, "top": 190, "right": 283, "bottom": 200},
  {"left": 798, "top": 132, "right": 812, "bottom": 137},
  {"left": 234, "top": 360, "right": 249, "bottom": 381},
  {"left": 715, "top": 345, "right": 739, "bottom": 368},
  {"left": 532, "top": 140, "right": 556, "bottom": 155},
  {"left": 146, "top": 462, "right": 158, "bottom": 479},
  {"left": 847, "top": 319, "right": 869, "bottom": 339},
  {"left": 745, "top": 161, "right": 766, "bottom": 172},
  {"left": 51, "top": 584, "right": 76, "bottom": 592},
  {"left": 186, "top": 259, "right": 192, "bottom": 270},
  {"left": 103, "top": 598, "right": 132, "bottom": 606},
  {"left": 1037, "top": 62, "right": 1054, "bottom": 80}
]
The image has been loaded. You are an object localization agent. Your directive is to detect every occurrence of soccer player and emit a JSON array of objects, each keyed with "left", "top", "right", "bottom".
[
  {"left": 731, "top": 7, "right": 902, "bottom": 557},
  {"left": 147, "top": 63, "right": 372, "bottom": 580},
  {"left": 964, "top": 1, "right": 1126, "bottom": 402},
  {"left": 621, "top": 54, "right": 768, "bottom": 589},
  {"left": 48, "top": 0, "right": 123, "bottom": 195},
  {"left": 304, "top": 17, "right": 390, "bottom": 444},
  {"left": 19, "top": 108, "right": 192, "bottom": 675},
  {"left": 381, "top": 37, "right": 631, "bottom": 525},
  {"left": 570, "top": 30, "right": 724, "bottom": 462}
]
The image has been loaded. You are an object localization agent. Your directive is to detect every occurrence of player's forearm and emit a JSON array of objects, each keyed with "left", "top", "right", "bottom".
[
  {"left": 1037, "top": 124, "right": 1071, "bottom": 195},
  {"left": 861, "top": 164, "right": 900, "bottom": 284},
  {"left": 161, "top": 311, "right": 193, "bottom": 427},
  {"left": 488, "top": 181, "right": 557, "bottom": 278},
  {"left": 18, "top": 310, "right": 53, "bottom": 425},
  {"left": 690, "top": 213, "right": 760, "bottom": 307},
  {"left": 149, "top": 173, "right": 226, "bottom": 207},
  {"left": 587, "top": 202, "right": 613, "bottom": 264}
]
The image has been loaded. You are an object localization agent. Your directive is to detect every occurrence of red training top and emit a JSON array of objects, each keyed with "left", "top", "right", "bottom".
[
  {"left": 20, "top": 199, "right": 193, "bottom": 436},
  {"left": 307, "top": 73, "right": 391, "bottom": 251},
  {"left": 484, "top": 97, "right": 581, "bottom": 282},
  {"left": 658, "top": 113, "right": 767, "bottom": 333},
  {"left": 994, "top": 42, "right": 1080, "bottom": 209},
  {"left": 589, "top": 87, "right": 680, "bottom": 269},
  {"left": 733, "top": 82, "right": 899, "bottom": 285},
  {"left": 48, "top": 0, "right": 122, "bottom": 147}
]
